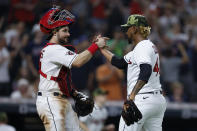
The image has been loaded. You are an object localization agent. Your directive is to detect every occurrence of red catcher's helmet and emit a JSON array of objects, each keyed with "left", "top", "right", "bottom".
[{"left": 39, "top": 8, "right": 75, "bottom": 34}]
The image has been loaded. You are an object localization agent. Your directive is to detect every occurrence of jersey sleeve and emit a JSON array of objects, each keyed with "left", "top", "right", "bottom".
[
  {"left": 124, "top": 52, "right": 133, "bottom": 64},
  {"left": 50, "top": 47, "right": 78, "bottom": 69},
  {"left": 133, "top": 43, "right": 152, "bottom": 66}
]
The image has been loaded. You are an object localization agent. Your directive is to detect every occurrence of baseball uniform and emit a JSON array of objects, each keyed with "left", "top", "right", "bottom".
[
  {"left": 36, "top": 43, "right": 82, "bottom": 131},
  {"left": 119, "top": 40, "right": 167, "bottom": 131}
]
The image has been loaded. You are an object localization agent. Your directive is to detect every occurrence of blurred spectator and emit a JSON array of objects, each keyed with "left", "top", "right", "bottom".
[
  {"left": 72, "top": 0, "right": 89, "bottom": 17},
  {"left": 166, "top": 23, "right": 188, "bottom": 42},
  {"left": 10, "top": 78, "right": 33, "bottom": 99},
  {"left": 25, "top": 24, "right": 45, "bottom": 78},
  {"left": 106, "top": 0, "right": 125, "bottom": 37},
  {"left": 89, "top": 0, "right": 107, "bottom": 32},
  {"left": 190, "top": 38, "right": 197, "bottom": 82},
  {"left": 0, "top": 16, "right": 5, "bottom": 31},
  {"left": 129, "top": 0, "right": 143, "bottom": 14},
  {"left": 169, "top": 82, "right": 188, "bottom": 103},
  {"left": 72, "top": 37, "right": 104, "bottom": 92},
  {"left": 158, "top": 3, "right": 178, "bottom": 33},
  {"left": 0, "top": 112, "right": 16, "bottom": 131},
  {"left": 4, "top": 23, "right": 19, "bottom": 46},
  {"left": 96, "top": 61, "right": 124, "bottom": 100},
  {"left": 106, "top": 27, "right": 128, "bottom": 57},
  {"left": 8, "top": 0, "right": 38, "bottom": 25},
  {"left": 80, "top": 88, "right": 115, "bottom": 131},
  {"left": 17, "top": 66, "right": 30, "bottom": 80},
  {"left": 0, "top": 35, "right": 10, "bottom": 96},
  {"left": 8, "top": 22, "right": 29, "bottom": 83},
  {"left": 161, "top": 43, "right": 189, "bottom": 95},
  {"left": 186, "top": 0, "right": 197, "bottom": 16}
]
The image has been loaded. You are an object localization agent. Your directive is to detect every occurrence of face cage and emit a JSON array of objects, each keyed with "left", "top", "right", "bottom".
[{"left": 48, "top": 8, "right": 75, "bottom": 25}]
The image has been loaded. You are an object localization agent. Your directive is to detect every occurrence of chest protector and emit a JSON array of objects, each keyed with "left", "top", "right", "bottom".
[{"left": 39, "top": 43, "right": 77, "bottom": 96}]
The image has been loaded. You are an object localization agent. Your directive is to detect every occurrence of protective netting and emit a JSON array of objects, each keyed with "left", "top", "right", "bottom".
[{"left": 48, "top": 8, "right": 75, "bottom": 25}]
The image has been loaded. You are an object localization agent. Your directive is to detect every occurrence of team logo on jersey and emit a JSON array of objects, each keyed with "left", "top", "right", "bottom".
[
  {"left": 125, "top": 57, "right": 132, "bottom": 64},
  {"left": 152, "top": 45, "right": 158, "bottom": 54},
  {"left": 128, "top": 60, "right": 132, "bottom": 64},
  {"left": 68, "top": 51, "right": 74, "bottom": 55}
]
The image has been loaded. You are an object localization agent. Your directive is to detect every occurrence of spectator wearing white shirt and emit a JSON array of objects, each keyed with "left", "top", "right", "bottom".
[
  {"left": 10, "top": 78, "right": 33, "bottom": 99},
  {"left": 80, "top": 88, "right": 115, "bottom": 131},
  {"left": 0, "top": 112, "right": 16, "bottom": 131},
  {"left": 0, "top": 35, "right": 10, "bottom": 96}
]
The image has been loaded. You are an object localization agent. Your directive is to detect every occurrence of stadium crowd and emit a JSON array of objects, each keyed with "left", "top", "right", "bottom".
[{"left": 0, "top": 0, "right": 197, "bottom": 103}]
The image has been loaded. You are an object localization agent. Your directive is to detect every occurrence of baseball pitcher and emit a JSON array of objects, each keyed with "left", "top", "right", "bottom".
[
  {"left": 36, "top": 7, "right": 108, "bottom": 131},
  {"left": 100, "top": 14, "right": 167, "bottom": 131}
]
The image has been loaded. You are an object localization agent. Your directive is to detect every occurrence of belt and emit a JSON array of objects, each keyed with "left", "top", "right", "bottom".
[
  {"left": 37, "top": 92, "right": 68, "bottom": 98},
  {"left": 138, "top": 90, "right": 162, "bottom": 95}
]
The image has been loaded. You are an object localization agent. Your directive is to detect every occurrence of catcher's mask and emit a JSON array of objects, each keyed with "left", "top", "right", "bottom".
[{"left": 39, "top": 8, "right": 75, "bottom": 34}]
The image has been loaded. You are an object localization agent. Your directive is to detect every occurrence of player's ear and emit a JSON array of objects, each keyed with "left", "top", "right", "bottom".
[
  {"left": 134, "top": 26, "right": 138, "bottom": 34},
  {"left": 52, "top": 29, "right": 57, "bottom": 36}
]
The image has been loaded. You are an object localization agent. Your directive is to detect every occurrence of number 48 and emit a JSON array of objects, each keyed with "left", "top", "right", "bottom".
[{"left": 153, "top": 58, "right": 160, "bottom": 76}]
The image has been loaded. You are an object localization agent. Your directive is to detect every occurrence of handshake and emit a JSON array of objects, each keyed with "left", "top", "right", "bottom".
[{"left": 93, "top": 34, "right": 109, "bottom": 49}]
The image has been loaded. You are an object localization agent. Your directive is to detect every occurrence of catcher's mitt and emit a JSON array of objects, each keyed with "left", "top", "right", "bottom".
[
  {"left": 121, "top": 100, "right": 142, "bottom": 126},
  {"left": 72, "top": 91, "right": 94, "bottom": 117}
]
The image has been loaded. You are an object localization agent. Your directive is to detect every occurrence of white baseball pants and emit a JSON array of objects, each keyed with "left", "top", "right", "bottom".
[
  {"left": 36, "top": 92, "right": 81, "bottom": 131},
  {"left": 119, "top": 91, "right": 167, "bottom": 131}
]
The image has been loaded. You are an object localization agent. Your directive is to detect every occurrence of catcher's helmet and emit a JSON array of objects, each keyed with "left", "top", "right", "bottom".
[{"left": 39, "top": 8, "right": 75, "bottom": 34}]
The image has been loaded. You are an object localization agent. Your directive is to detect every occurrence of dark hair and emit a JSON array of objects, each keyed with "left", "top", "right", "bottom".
[
  {"left": 0, "top": 112, "right": 8, "bottom": 123},
  {"left": 46, "top": 32, "right": 54, "bottom": 40},
  {"left": 46, "top": 23, "right": 74, "bottom": 41},
  {"left": 46, "top": 26, "right": 66, "bottom": 40}
]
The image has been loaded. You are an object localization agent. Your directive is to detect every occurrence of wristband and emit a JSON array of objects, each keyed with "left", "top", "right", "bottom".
[{"left": 87, "top": 43, "right": 99, "bottom": 54}]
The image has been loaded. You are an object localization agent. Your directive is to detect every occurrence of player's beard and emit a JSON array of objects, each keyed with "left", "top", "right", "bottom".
[
  {"left": 57, "top": 34, "right": 68, "bottom": 45},
  {"left": 126, "top": 34, "right": 133, "bottom": 44}
]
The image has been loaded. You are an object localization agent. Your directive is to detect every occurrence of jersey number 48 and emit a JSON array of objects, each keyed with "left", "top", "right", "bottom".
[{"left": 153, "top": 57, "right": 160, "bottom": 76}]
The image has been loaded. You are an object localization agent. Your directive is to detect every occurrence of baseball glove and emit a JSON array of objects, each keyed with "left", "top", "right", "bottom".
[
  {"left": 121, "top": 100, "right": 142, "bottom": 126},
  {"left": 72, "top": 91, "right": 94, "bottom": 117}
]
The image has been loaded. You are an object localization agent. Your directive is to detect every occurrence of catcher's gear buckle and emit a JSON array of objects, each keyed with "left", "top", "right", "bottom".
[{"left": 47, "top": 75, "right": 51, "bottom": 80}]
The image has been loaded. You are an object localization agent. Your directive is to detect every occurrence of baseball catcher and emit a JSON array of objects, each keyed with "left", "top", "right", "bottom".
[{"left": 36, "top": 6, "right": 108, "bottom": 131}]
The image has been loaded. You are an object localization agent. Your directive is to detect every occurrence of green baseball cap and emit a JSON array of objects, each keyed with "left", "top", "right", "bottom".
[
  {"left": 93, "top": 88, "right": 108, "bottom": 97},
  {"left": 0, "top": 112, "right": 7, "bottom": 122},
  {"left": 121, "top": 14, "right": 149, "bottom": 27}
]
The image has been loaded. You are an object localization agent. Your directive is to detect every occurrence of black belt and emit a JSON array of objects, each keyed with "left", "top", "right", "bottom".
[
  {"left": 138, "top": 90, "right": 162, "bottom": 95},
  {"left": 37, "top": 92, "right": 68, "bottom": 98}
]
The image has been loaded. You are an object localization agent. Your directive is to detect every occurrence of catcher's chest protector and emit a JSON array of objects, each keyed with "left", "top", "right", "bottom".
[
  {"left": 39, "top": 43, "right": 76, "bottom": 96},
  {"left": 56, "top": 66, "right": 73, "bottom": 96}
]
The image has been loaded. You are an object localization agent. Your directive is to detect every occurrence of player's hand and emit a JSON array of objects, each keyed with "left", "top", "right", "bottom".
[
  {"left": 95, "top": 35, "right": 110, "bottom": 48},
  {"left": 121, "top": 100, "right": 142, "bottom": 126},
  {"left": 71, "top": 89, "right": 94, "bottom": 116}
]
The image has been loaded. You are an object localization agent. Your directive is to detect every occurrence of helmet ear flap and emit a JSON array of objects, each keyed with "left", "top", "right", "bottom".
[{"left": 40, "top": 24, "right": 52, "bottom": 34}]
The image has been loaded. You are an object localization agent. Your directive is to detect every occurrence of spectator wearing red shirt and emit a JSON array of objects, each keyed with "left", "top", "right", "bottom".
[
  {"left": 129, "top": 0, "right": 143, "bottom": 14},
  {"left": 90, "top": 0, "right": 107, "bottom": 32},
  {"left": 9, "top": 0, "right": 38, "bottom": 24}
]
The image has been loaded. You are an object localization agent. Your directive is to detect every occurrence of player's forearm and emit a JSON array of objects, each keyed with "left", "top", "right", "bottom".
[
  {"left": 72, "top": 42, "right": 99, "bottom": 67},
  {"left": 178, "top": 44, "right": 189, "bottom": 63},
  {"left": 129, "top": 64, "right": 152, "bottom": 100},
  {"left": 129, "top": 80, "right": 146, "bottom": 100},
  {"left": 180, "top": 48, "right": 189, "bottom": 63},
  {"left": 100, "top": 48, "right": 114, "bottom": 62},
  {"left": 72, "top": 50, "right": 93, "bottom": 68}
]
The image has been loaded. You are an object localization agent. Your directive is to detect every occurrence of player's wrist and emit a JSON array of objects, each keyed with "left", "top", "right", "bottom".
[
  {"left": 87, "top": 43, "right": 99, "bottom": 55},
  {"left": 129, "top": 94, "right": 135, "bottom": 101}
]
